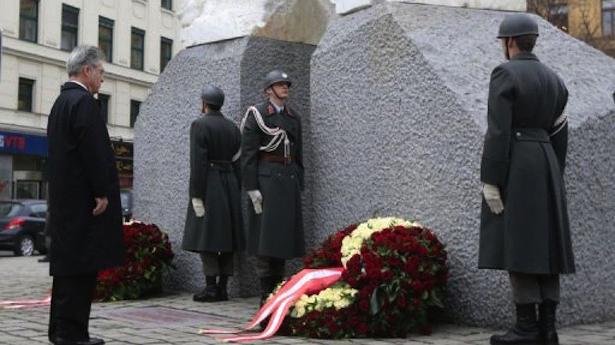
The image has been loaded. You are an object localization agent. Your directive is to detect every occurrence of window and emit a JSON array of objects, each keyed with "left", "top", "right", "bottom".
[
  {"left": 61, "top": 4, "right": 79, "bottom": 51},
  {"left": 29, "top": 203, "right": 47, "bottom": 218},
  {"left": 160, "top": 37, "right": 173, "bottom": 72},
  {"left": 131, "top": 28, "right": 145, "bottom": 70},
  {"left": 130, "top": 100, "right": 141, "bottom": 128},
  {"left": 604, "top": 0, "right": 615, "bottom": 37},
  {"left": 98, "top": 94, "right": 110, "bottom": 124},
  {"left": 18, "top": 78, "right": 35, "bottom": 112},
  {"left": 161, "top": 0, "right": 172, "bottom": 11},
  {"left": 19, "top": 0, "right": 38, "bottom": 43},
  {"left": 99, "top": 17, "right": 114, "bottom": 62},
  {"left": 548, "top": 4, "right": 568, "bottom": 32}
]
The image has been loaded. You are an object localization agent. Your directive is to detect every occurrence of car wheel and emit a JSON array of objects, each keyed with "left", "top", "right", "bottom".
[{"left": 14, "top": 235, "right": 35, "bottom": 256}]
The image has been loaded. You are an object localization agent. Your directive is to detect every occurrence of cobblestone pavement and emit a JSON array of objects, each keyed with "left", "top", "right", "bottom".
[{"left": 1, "top": 255, "right": 614, "bottom": 345}]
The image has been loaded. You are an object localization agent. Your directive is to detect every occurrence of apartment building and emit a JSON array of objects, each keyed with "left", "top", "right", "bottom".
[{"left": 0, "top": 0, "right": 180, "bottom": 199}]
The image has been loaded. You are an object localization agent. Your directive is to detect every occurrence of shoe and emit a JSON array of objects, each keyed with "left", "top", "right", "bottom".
[
  {"left": 38, "top": 256, "right": 50, "bottom": 263},
  {"left": 539, "top": 300, "right": 559, "bottom": 345},
  {"left": 50, "top": 337, "right": 105, "bottom": 345},
  {"left": 193, "top": 285, "right": 222, "bottom": 302},
  {"left": 490, "top": 304, "right": 542, "bottom": 345}
]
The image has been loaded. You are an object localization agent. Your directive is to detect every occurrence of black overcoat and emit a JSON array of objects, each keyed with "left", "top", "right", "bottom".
[
  {"left": 47, "top": 82, "right": 124, "bottom": 276},
  {"left": 478, "top": 52, "right": 575, "bottom": 275},
  {"left": 241, "top": 102, "right": 305, "bottom": 259},
  {"left": 181, "top": 111, "right": 244, "bottom": 253}
]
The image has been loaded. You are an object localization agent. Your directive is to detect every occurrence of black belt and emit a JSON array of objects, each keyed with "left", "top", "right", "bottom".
[
  {"left": 259, "top": 153, "right": 294, "bottom": 165},
  {"left": 209, "top": 160, "right": 232, "bottom": 170},
  {"left": 513, "top": 128, "right": 550, "bottom": 143}
]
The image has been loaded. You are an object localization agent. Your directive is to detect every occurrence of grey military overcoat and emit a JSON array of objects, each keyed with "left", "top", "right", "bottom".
[
  {"left": 478, "top": 52, "right": 575, "bottom": 275},
  {"left": 241, "top": 102, "right": 305, "bottom": 259},
  {"left": 182, "top": 111, "right": 244, "bottom": 253}
]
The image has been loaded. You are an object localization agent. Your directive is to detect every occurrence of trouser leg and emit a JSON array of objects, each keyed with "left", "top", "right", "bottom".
[
  {"left": 538, "top": 274, "right": 560, "bottom": 303},
  {"left": 200, "top": 252, "right": 221, "bottom": 277},
  {"left": 48, "top": 273, "right": 97, "bottom": 342},
  {"left": 509, "top": 272, "right": 542, "bottom": 304}
]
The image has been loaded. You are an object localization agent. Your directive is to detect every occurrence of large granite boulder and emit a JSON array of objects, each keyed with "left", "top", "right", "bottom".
[{"left": 308, "top": 2, "right": 615, "bottom": 327}]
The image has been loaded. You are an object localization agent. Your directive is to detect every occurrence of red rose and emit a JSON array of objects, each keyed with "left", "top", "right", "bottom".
[
  {"left": 359, "top": 299, "right": 369, "bottom": 312},
  {"left": 356, "top": 322, "right": 369, "bottom": 335}
]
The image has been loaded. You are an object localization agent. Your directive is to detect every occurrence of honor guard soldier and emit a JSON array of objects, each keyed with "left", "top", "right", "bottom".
[
  {"left": 478, "top": 14, "right": 575, "bottom": 345},
  {"left": 241, "top": 70, "right": 305, "bottom": 306},
  {"left": 182, "top": 85, "right": 244, "bottom": 302}
]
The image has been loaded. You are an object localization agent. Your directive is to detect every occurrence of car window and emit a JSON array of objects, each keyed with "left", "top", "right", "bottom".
[
  {"left": 0, "top": 203, "right": 24, "bottom": 218},
  {"left": 120, "top": 192, "right": 131, "bottom": 209},
  {"left": 29, "top": 204, "right": 48, "bottom": 218}
]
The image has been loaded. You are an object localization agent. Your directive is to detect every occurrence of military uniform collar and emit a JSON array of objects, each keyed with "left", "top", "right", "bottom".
[
  {"left": 205, "top": 110, "right": 223, "bottom": 117},
  {"left": 511, "top": 52, "right": 539, "bottom": 61},
  {"left": 266, "top": 101, "right": 293, "bottom": 117}
]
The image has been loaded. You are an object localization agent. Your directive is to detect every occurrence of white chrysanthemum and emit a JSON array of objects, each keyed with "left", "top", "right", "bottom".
[
  {"left": 340, "top": 217, "right": 417, "bottom": 266},
  {"left": 290, "top": 283, "right": 358, "bottom": 318}
]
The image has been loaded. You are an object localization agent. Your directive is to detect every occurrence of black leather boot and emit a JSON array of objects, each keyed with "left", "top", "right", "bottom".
[
  {"left": 218, "top": 275, "right": 229, "bottom": 301},
  {"left": 539, "top": 300, "right": 559, "bottom": 345},
  {"left": 193, "top": 285, "right": 221, "bottom": 302},
  {"left": 490, "top": 304, "right": 542, "bottom": 345}
]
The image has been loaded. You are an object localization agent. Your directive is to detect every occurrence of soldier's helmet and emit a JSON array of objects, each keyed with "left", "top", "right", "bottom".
[
  {"left": 201, "top": 84, "right": 224, "bottom": 107},
  {"left": 497, "top": 13, "right": 539, "bottom": 38},
  {"left": 263, "top": 70, "right": 292, "bottom": 90}
]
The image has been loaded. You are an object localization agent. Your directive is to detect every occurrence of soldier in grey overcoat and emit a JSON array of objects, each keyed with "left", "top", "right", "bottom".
[
  {"left": 182, "top": 85, "right": 244, "bottom": 302},
  {"left": 241, "top": 70, "right": 305, "bottom": 304},
  {"left": 478, "top": 14, "right": 575, "bottom": 345}
]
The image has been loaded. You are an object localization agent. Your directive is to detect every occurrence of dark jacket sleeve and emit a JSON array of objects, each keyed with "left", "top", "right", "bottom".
[
  {"left": 480, "top": 66, "right": 516, "bottom": 187},
  {"left": 296, "top": 115, "right": 305, "bottom": 191},
  {"left": 241, "top": 110, "right": 261, "bottom": 191},
  {"left": 189, "top": 120, "right": 208, "bottom": 199},
  {"left": 550, "top": 83, "right": 569, "bottom": 174},
  {"left": 72, "top": 95, "right": 109, "bottom": 198}
]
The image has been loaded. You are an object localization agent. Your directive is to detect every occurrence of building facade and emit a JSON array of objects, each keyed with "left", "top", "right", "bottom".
[
  {"left": 529, "top": 0, "right": 615, "bottom": 57},
  {"left": 0, "top": 0, "right": 180, "bottom": 200}
]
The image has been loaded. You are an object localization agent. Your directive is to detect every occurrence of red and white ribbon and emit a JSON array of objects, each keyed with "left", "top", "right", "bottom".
[
  {"left": 199, "top": 268, "right": 344, "bottom": 343},
  {"left": 0, "top": 295, "right": 51, "bottom": 309}
]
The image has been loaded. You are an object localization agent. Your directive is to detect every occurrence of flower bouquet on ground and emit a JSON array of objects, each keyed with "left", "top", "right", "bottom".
[
  {"left": 94, "top": 221, "right": 174, "bottom": 302},
  {"left": 280, "top": 217, "right": 448, "bottom": 338}
]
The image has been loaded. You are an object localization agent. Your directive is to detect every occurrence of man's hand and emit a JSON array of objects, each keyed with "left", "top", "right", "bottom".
[
  {"left": 247, "top": 190, "right": 263, "bottom": 214},
  {"left": 483, "top": 184, "right": 504, "bottom": 215},
  {"left": 192, "top": 198, "right": 205, "bottom": 217},
  {"left": 93, "top": 197, "right": 108, "bottom": 216}
]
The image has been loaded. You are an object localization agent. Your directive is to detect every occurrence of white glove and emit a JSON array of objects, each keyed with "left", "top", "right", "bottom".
[
  {"left": 482, "top": 184, "right": 504, "bottom": 215},
  {"left": 247, "top": 190, "right": 263, "bottom": 215},
  {"left": 192, "top": 198, "right": 205, "bottom": 217}
]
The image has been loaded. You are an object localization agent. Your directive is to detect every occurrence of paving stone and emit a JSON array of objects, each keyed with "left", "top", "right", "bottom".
[{"left": 2, "top": 255, "right": 615, "bottom": 344}]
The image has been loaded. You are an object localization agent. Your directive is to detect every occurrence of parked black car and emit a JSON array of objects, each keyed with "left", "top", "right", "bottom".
[{"left": 0, "top": 200, "right": 47, "bottom": 256}]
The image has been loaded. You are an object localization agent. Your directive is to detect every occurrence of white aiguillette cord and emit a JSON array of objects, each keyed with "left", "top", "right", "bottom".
[{"left": 240, "top": 106, "right": 290, "bottom": 159}]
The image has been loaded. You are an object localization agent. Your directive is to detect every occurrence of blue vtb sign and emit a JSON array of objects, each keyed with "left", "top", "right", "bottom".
[{"left": 0, "top": 130, "right": 48, "bottom": 157}]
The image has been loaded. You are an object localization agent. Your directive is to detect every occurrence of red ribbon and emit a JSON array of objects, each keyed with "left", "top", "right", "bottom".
[
  {"left": 199, "top": 268, "right": 344, "bottom": 343},
  {"left": 0, "top": 295, "right": 51, "bottom": 309}
]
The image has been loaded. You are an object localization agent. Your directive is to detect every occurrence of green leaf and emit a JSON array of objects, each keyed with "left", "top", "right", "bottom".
[
  {"left": 430, "top": 290, "right": 444, "bottom": 308},
  {"left": 370, "top": 286, "right": 383, "bottom": 315}
]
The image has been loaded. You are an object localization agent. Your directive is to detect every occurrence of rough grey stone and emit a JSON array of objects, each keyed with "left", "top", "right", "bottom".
[
  {"left": 133, "top": 36, "right": 315, "bottom": 297},
  {"left": 309, "top": 2, "right": 615, "bottom": 328},
  {"left": 134, "top": 1, "right": 615, "bottom": 329}
]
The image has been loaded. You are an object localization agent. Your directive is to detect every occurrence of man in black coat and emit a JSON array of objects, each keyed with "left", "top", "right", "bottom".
[
  {"left": 241, "top": 70, "right": 305, "bottom": 304},
  {"left": 478, "top": 14, "right": 575, "bottom": 345},
  {"left": 181, "top": 85, "right": 244, "bottom": 302},
  {"left": 47, "top": 45, "right": 124, "bottom": 345}
]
